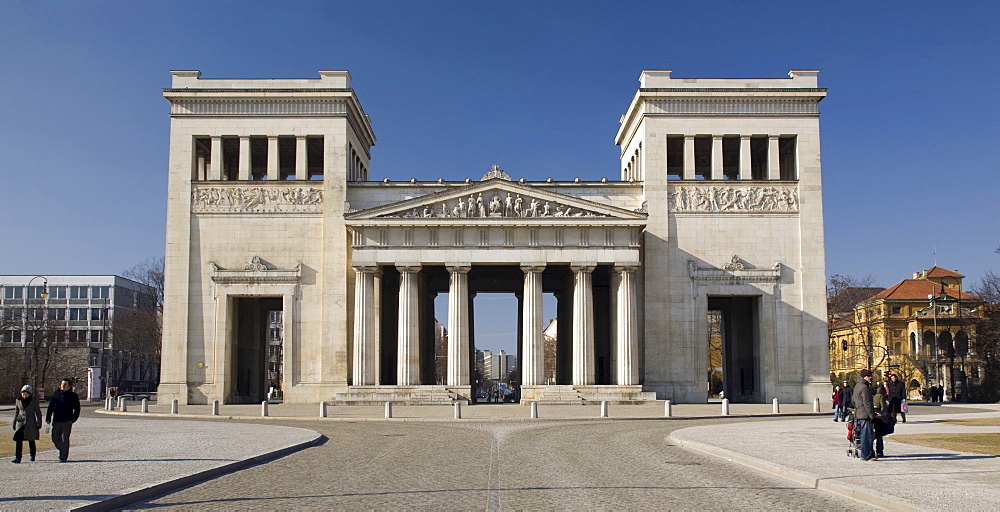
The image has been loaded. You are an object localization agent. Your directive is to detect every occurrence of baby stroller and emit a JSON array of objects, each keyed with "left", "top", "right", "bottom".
[{"left": 845, "top": 411, "right": 861, "bottom": 458}]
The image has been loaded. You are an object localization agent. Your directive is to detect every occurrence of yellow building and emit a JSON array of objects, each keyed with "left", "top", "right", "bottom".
[{"left": 829, "top": 266, "right": 981, "bottom": 401}]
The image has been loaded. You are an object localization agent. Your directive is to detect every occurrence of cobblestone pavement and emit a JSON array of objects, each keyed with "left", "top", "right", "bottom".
[{"left": 126, "top": 417, "right": 863, "bottom": 510}]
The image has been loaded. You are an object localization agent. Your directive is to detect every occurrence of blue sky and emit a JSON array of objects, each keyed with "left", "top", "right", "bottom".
[{"left": 2, "top": 2, "right": 998, "bottom": 353}]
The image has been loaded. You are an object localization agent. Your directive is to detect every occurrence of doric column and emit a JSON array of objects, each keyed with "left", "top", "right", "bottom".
[
  {"left": 614, "top": 265, "right": 639, "bottom": 385},
  {"left": 295, "top": 136, "right": 308, "bottom": 180},
  {"left": 711, "top": 135, "right": 723, "bottom": 180},
  {"left": 209, "top": 136, "right": 223, "bottom": 180},
  {"left": 267, "top": 136, "right": 279, "bottom": 181},
  {"left": 768, "top": 135, "right": 781, "bottom": 180},
  {"left": 196, "top": 153, "right": 206, "bottom": 181},
  {"left": 352, "top": 265, "right": 377, "bottom": 385},
  {"left": 238, "top": 136, "right": 251, "bottom": 180},
  {"left": 446, "top": 265, "right": 471, "bottom": 386},
  {"left": 571, "top": 264, "right": 596, "bottom": 385},
  {"left": 396, "top": 264, "right": 421, "bottom": 385},
  {"left": 682, "top": 135, "right": 696, "bottom": 180},
  {"left": 521, "top": 264, "right": 546, "bottom": 386},
  {"left": 739, "top": 135, "right": 751, "bottom": 180}
]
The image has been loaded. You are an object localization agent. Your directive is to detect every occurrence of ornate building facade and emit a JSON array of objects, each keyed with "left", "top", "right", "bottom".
[
  {"left": 829, "top": 266, "right": 982, "bottom": 401},
  {"left": 158, "top": 69, "right": 829, "bottom": 405}
]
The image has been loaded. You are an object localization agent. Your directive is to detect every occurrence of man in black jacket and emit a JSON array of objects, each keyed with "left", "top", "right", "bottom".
[
  {"left": 888, "top": 373, "right": 906, "bottom": 423},
  {"left": 837, "top": 380, "right": 852, "bottom": 421},
  {"left": 46, "top": 378, "right": 81, "bottom": 462},
  {"left": 852, "top": 369, "right": 877, "bottom": 461}
]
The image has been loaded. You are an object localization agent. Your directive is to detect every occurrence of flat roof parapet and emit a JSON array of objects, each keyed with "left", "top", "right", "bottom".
[
  {"left": 639, "top": 69, "right": 819, "bottom": 89},
  {"left": 169, "top": 70, "right": 352, "bottom": 89}
]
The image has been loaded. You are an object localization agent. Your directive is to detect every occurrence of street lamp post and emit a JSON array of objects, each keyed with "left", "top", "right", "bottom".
[{"left": 22, "top": 276, "right": 49, "bottom": 389}]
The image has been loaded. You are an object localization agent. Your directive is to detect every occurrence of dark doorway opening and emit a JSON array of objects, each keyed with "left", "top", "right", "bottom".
[
  {"left": 707, "top": 296, "right": 760, "bottom": 403},
  {"left": 231, "top": 297, "right": 283, "bottom": 404}
]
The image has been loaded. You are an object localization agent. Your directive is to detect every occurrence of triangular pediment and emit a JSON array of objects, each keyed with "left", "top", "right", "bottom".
[{"left": 345, "top": 179, "right": 646, "bottom": 223}]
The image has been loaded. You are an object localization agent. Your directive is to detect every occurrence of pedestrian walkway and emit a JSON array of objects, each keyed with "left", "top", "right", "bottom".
[
  {"left": 0, "top": 412, "right": 320, "bottom": 511},
  {"left": 2, "top": 401, "right": 997, "bottom": 510},
  {"left": 670, "top": 403, "right": 1000, "bottom": 511}
]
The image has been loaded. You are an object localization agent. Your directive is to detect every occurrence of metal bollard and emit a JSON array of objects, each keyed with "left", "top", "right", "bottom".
[
  {"left": 385, "top": 401, "right": 393, "bottom": 419},
  {"left": 530, "top": 402, "right": 538, "bottom": 419},
  {"left": 105, "top": 397, "right": 111, "bottom": 411},
  {"left": 319, "top": 401, "right": 328, "bottom": 418},
  {"left": 600, "top": 401, "right": 609, "bottom": 418},
  {"left": 813, "top": 397, "right": 821, "bottom": 413},
  {"left": 454, "top": 402, "right": 462, "bottom": 419},
  {"left": 664, "top": 400, "right": 672, "bottom": 417},
  {"left": 141, "top": 398, "right": 148, "bottom": 413},
  {"left": 261, "top": 400, "right": 269, "bottom": 417},
  {"left": 721, "top": 398, "right": 730, "bottom": 416},
  {"left": 212, "top": 400, "right": 220, "bottom": 416},
  {"left": 171, "top": 399, "right": 179, "bottom": 414},
  {"left": 120, "top": 397, "right": 127, "bottom": 412},
  {"left": 772, "top": 397, "right": 780, "bottom": 414}
]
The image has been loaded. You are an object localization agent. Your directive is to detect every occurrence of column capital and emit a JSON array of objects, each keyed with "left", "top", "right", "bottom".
[
  {"left": 683, "top": 134, "right": 695, "bottom": 140},
  {"left": 352, "top": 264, "right": 379, "bottom": 274},
  {"left": 768, "top": 134, "right": 780, "bottom": 140},
  {"left": 239, "top": 135, "right": 251, "bottom": 141},
  {"left": 446, "top": 264, "right": 472, "bottom": 274},
  {"left": 396, "top": 263, "right": 422, "bottom": 273},
  {"left": 521, "top": 263, "right": 546, "bottom": 273},
  {"left": 740, "top": 134, "right": 751, "bottom": 140},
  {"left": 613, "top": 263, "right": 640, "bottom": 273},
  {"left": 712, "top": 134, "right": 723, "bottom": 140},
  {"left": 570, "top": 263, "right": 597, "bottom": 273}
]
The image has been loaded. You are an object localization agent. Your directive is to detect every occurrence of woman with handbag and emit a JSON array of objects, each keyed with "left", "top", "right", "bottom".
[{"left": 12, "top": 385, "right": 43, "bottom": 463}]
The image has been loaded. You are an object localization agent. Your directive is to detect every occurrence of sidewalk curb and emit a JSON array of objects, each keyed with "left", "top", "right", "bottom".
[
  {"left": 95, "top": 409, "right": 825, "bottom": 423},
  {"left": 668, "top": 429, "right": 919, "bottom": 511},
  {"left": 71, "top": 429, "right": 323, "bottom": 512}
]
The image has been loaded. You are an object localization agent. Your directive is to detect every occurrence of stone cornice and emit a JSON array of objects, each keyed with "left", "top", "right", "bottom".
[
  {"left": 210, "top": 256, "right": 301, "bottom": 285},
  {"left": 689, "top": 257, "right": 780, "bottom": 283}
]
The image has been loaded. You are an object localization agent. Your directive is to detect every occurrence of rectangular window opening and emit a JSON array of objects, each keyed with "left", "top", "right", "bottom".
[
  {"left": 750, "top": 137, "right": 768, "bottom": 180},
  {"left": 666, "top": 135, "right": 684, "bottom": 179},
  {"left": 694, "top": 136, "right": 711, "bottom": 179},
  {"left": 779, "top": 136, "right": 797, "bottom": 180},
  {"left": 307, "top": 136, "right": 325, "bottom": 180},
  {"left": 722, "top": 136, "right": 740, "bottom": 180}
]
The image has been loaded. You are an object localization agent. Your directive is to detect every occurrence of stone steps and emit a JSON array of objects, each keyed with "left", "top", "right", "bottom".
[{"left": 332, "top": 385, "right": 465, "bottom": 405}]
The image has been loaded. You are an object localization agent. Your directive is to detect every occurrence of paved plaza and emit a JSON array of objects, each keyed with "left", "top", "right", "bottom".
[{"left": 0, "top": 402, "right": 997, "bottom": 510}]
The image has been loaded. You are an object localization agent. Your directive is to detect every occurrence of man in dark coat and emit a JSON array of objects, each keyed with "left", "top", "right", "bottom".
[
  {"left": 837, "top": 380, "right": 853, "bottom": 421},
  {"left": 888, "top": 373, "right": 906, "bottom": 423},
  {"left": 852, "top": 369, "right": 877, "bottom": 461},
  {"left": 46, "top": 378, "right": 81, "bottom": 462}
]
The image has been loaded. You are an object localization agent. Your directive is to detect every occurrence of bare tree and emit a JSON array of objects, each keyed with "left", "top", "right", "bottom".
[
  {"left": 106, "top": 258, "right": 165, "bottom": 392},
  {"left": 969, "top": 270, "right": 1000, "bottom": 402}
]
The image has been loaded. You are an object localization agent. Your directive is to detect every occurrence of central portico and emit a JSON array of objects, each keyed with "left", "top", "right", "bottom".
[{"left": 342, "top": 169, "right": 649, "bottom": 403}]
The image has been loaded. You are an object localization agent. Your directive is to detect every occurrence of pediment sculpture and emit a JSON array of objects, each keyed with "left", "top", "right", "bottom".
[{"left": 378, "top": 190, "right": 608, "bottom": 219}]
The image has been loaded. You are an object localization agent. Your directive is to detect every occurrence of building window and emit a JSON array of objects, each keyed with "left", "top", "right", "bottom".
[
  {"left": 27, "top": 286, "right": 47, "bottom": 299},
  {"left": 91, "top": 330, "right": 104, "bottom": 344},
  {"left": 50, "top": 308, "right": 66, "bottom": 321},
  {"left": 90, "top": 308, "right": 107, "bottom": 321},
  {"left": 69, "top": 308, "right": 87, "bottom": 321},
  {"left": 69, "top": 330, "right": 87, "bottom": 343},
  {"left": 891, "top": 307, "right": 901, "bottom": 315},
  {"left": 4, "top": 286, "right": 23, "bottom": 300},
  {"left": 49, "top": 286, "right": 67, "bottom": 299},
  {"left": 91, "top": 286, "right": 110, "bottom": 299},
  {"left": 70, "top": 286, "right": 88, "bottom": 299}
]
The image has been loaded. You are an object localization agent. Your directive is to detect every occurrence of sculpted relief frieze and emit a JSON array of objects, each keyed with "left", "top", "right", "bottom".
[
  {"left": 669, "top": 184, "right": 798, "bottom": 213},
  {"left": 192, "top": 185, "right": 323, "bottom": 213},
  {"left": 379, "top": 190, "right": 608, "bottom": 219}
]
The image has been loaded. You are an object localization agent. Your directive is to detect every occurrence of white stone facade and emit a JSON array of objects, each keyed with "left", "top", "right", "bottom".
[{"left": 159, "top": 69, "right": 829, "bottom": 405}]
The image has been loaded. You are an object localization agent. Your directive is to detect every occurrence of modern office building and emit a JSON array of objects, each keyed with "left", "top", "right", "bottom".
[{"left": 0, "top": 275, "right": 157, "bottom": 399}]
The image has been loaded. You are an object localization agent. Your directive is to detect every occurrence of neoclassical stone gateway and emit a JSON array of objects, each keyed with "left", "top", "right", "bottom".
[{"left": 158, "top": 69, "right": 830, "bottom": 405}]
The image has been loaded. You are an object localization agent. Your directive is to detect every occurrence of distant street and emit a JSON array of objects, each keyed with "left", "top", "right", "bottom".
[{"left": 125, "top": 414, "right": 860, "bottom": 510}]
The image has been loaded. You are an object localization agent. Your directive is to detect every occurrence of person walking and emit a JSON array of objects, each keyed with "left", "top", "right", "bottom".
[
  {"left": 832, "top": 385, "right": 842, "bottom": 422},
  {"left": 46, "top": 378, "right": 81, "bottom": 463},
  {"left": 12, "top": 385, "right": 43, "bottom": 463},
  {"left": 888, "top": 373, "right": 906, "bottom": 423},
  {"left": 838, "top": 380, "right": 853, "bottom": 420},
  {"left": 852, "top": 369, "right": 877, "bottom": 461}
]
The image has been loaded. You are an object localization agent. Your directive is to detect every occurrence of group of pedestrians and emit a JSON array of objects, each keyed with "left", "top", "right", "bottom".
[
  {"left": 11, "top": 377, "right": 81, "bottom": 464},
  {"left": 838, "top": 369, "right": 906, "bottom": 461}
]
